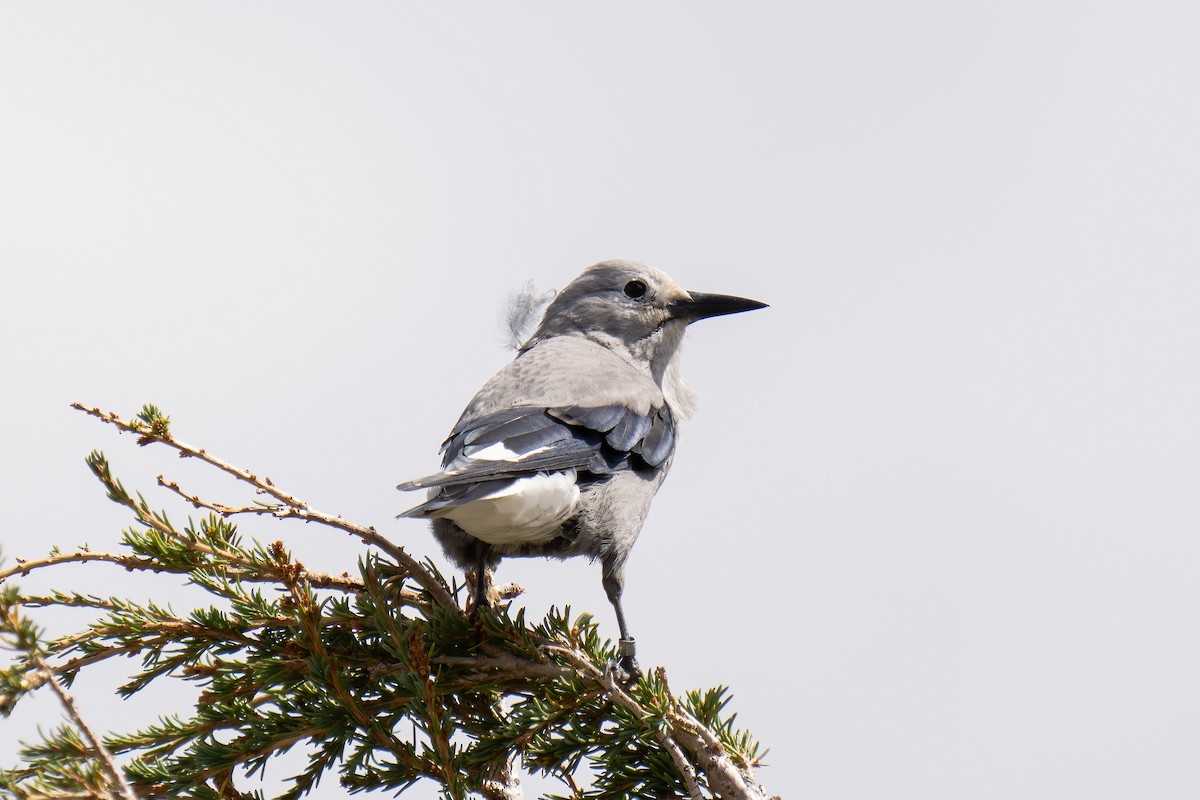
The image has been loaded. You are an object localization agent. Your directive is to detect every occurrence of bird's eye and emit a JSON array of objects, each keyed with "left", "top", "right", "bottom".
[{"left": 623, "top": 280, "right": 648, "bottom": 299}]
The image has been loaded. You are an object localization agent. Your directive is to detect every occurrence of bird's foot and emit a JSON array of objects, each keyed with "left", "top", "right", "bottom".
[
  {"left": 467, "top": 599, "right": 490, "bottom": 624},
  {"left": 604, "top": 637, "right": 640, "bottom": 685}
]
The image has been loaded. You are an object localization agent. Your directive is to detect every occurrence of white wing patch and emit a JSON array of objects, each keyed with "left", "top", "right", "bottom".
[
  {"left": 465, "top": 442, "right": 550, "bottom": 463},
  {"left": 434, "top": 471, "right": 580, "bottom": 545}
]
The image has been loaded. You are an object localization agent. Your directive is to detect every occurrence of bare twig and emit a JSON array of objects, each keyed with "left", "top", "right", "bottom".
[
  {"left": 157, "top": 477, "right": 276, "bottom": 517},
  {"left": 70, "top": 403, "right": 454, "bottom": 608},
  {"left": 1, "top": 551, "right": 166, "bottom": 583}
]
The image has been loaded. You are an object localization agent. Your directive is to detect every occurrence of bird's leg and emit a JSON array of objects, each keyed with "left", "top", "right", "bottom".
[
  {"left": 468, "top": 542, "right": 493, "bottom": 623},
  {"left": 601, "top": 562, "right": 639, "bottom": 678}
]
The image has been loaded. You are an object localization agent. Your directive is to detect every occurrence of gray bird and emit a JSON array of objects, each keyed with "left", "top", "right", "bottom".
[{"left": 397, "top": 259, "right": 766, "bottom": 673}]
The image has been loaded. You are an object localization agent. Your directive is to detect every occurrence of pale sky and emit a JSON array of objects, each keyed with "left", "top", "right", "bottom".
[{"left": 2, "top": 3, "right": 1199, "bottom": 798}]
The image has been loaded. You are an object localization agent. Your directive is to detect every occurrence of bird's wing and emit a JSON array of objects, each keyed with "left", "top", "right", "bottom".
[{"left": 395, "top": 404, "right": 675, "bottom": 499}]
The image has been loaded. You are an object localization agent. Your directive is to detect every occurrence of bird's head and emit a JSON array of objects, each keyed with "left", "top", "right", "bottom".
[{"left": 526, "top": 259, "right": 767, "bottom": 389}]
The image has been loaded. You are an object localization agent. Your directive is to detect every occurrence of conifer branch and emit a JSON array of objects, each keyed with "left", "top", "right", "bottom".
[
  {"left": 35, "top": 662, "right": 140, "bottom": 800},
  {"left": 0, "top": 404, "right": 776, "bottom": 799},
  {"left": 69, "top": 403, "right": 454, "bottom": 608},
  {"left": 541, "top": 644, "right": 705, "bottom": 799},
  {"left": 0, "top": 600, "right": 139, "bottom": 800},
  {"left": 0, "top": 552, "right": 363, "bottom": 595}
]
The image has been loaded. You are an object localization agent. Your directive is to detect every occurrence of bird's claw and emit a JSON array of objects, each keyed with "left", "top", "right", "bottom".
[
  {"left": 467, "top": 598, "right": 490, "bottom": 625},
  {"left": 603, "top": 659, "right": 638, "bottom": 686},
  {"left": 603, "top": 637, "right": 639, "bottom": 685}
]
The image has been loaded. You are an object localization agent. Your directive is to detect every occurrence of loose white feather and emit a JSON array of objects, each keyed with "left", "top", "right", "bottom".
[{"left": 501, "top": 280, "right": 556, "bottom": 350}]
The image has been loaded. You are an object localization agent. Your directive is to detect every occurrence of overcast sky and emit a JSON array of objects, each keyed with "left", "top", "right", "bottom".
[{"left": 2, "top": 3, "right": 1199, "bottom": 798}]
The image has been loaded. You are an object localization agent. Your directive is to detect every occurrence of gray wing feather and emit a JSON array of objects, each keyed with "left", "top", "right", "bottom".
[
  {"left": 396, "top": 478, "right": 517, "bottom": 517},
  {"left": 397, "top": 446, "right": 603, "bottom": 491},
  {"left": 633, "top": 407, "right": 675, "bottom": 467},
  {"left": 458, "top": 408, "right": 552, "bottom": 448},
  {"left": 606, "top": 411, "right": 654, "bottom": 451},
  {"left": 547, "top": 406, "right": 628, "bottom": 432},
  {"left": 397, "top": 404, "right": 677, "bottom": 513}
]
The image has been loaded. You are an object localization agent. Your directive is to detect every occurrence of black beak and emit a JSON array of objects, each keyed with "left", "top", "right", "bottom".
[{"left": 669, "top": 291, "right": 768, "bottom": 322}]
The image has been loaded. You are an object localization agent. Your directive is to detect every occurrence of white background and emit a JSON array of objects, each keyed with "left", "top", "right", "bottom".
[{"left": 2, "top": 3, "right": 1198, "bottom": 798}]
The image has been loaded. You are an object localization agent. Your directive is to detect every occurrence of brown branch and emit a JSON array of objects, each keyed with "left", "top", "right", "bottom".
[
  {"left": 157, "top": 477, "right": 276, "bottom": 518},
  {"left": 3, "top": 544, "right": 365, "bottom": 596},
  {"left": 477, "top": 758, "right": 524, "bottom": 800},
  {"left": 22, "top": 595, "right": 120, "bottom": 611},
  {"left": 56, "top": 642, "right": 156, "bottom": 675},
  {"left": 429, "top": 654, "right": 566, "bottom": 681},
  {"left": 270, "top": 568, "right": 364, "bottom": 594},
  {"left": 71, "top": 403, "right": 455, "bottom": 608},
  {"left": 1, "top": 551, "right": 167, "bottom": 584}
]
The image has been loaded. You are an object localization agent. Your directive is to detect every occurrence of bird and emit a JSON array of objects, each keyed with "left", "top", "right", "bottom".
[{"left": 397, "top": 259, "right": 766, "bottom": 674}]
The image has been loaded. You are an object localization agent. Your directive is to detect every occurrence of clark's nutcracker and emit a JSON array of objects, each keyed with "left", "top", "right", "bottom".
[{"left": 397, "top": 259, "right": 766, "bottom": 672}]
